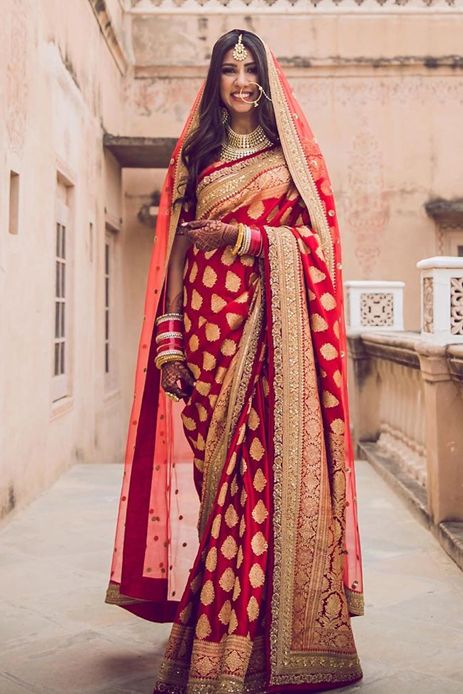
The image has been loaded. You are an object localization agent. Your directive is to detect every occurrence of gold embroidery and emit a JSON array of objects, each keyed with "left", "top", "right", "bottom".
[
  {"left": 309, "top": 266, "right": 326, "bottom": 283},
  {"left": 323, "top": 390, "right": 340, "bottom": 408},
  {"left": 184, "top": 313, "right": 192, "bottom": 332},
  {"left": 320, "top": 292, "right": 336, "bottom": 310},
  {"left": 217, "top": 482, "right": 228, "bottom": 506},
  {"left": 211, "top": 293, "right": 227, "bottom": 313},
  {"left": 179, "top": 602, "right": 192, "bottom": 624},
  {"left": 203, "top": 351, "right": 216, "bottom": 371},
  {"left": 233, "top": 577, "right": 241, "bottom": 601},
  {"left": 333, "top": 369, "right": 342, "bottom": 387},
  {"left": 218, "top": 599, "right": 232, "bottom": 625},
  {"left": 236, "top": 546, "right": 244, "bottom": 568},
  {"left": 221, "top": 535, "right": 238, "bottom": 560},
  {"left": 240, "top": 487, "right": 247, "bottom": 507},
  {"left": 249, "top": 408, "right": 260, "bottom": 430},
  {"left": 239, "top": 516, "right": 246, "bottom": 538},
  {"left": 230, "top": 475, "right": 239, "bottom": 496},
  {"left": 196, "top": 403, "right": 208, "bottom": 422},
  {"left": 249, "top": 563, "right": 265, "bottom": 588},
  {"left": 226, "top": 312, "right": 245, "bottom": 329},
  {"left": 253, "top": 469, "right": 267, "bottom": 492},
  {"left": 221, "top": 247, "right": 235, "bottom": 266},
  {"left": 205, "top": 546, "right": 218, "bottom": 572},
  {"left": 247, "top": 596, "right": 260, "bottom": 621},
  {"left": 219, "top": 567, "right": 236, "bottom": 592},
  {"left": 251, "top": 531, "right": 268, "bottom": 556},
  {"left": 211, "top": 514, "right": 221, "bottom": 539},
  {"left": 226, "top": 270, "right": 241, "bottom": 292},
  {"left": 226, "top": 451, "right": 238, "bottom": 475},
  {"left": 192, "top": 288, "right": 203, "bottom": 311},
  {"left": 196, "top": 433, "right": 206, "bottom": 451},
  {"left": 189, "top": 261, "right": 198, "bottom": 282},
  {"left": 182, "top": 415, "right": 196, "bottom": 432},
  {"left": 228, "top": 608, "right": 238, "bottom": 634},
  {"left": 205, "top": 322, "right": 221, "bottom": 341},
  {"left": 221, "top": 339, "right": 237, "bottom": 357},
  {"left": 202, "top": 266, "right": 217, "bottom": 288},
  {"left": 249, "top": 437, "right": 265, "bottom": 461},
  {"left": 251, "top": 500, "right": 268, "bottom": 524},
  {"left": 320, "top": 343, "right": 338, "bottom": 360},
  {"left": 225, "top": 504, "right": 239, "bottom": 528},
  {"left": 189, "top": 363, "right": 201, "bottom": 380},
  {"left": 195, "top": 614, "right": 211, "bottom": 640},
  {"left": 330, "top": 418, "right": 345, "bottom": 434},
  {"left": 311, "top": 313, "right": 329, "bottom": 332},
  {"left": 248, "top": 199, "right": 265, "bottom": 219},
  {"left": 200, "top": 579, "right": 215, "bottom": 606},
  {"left": 189, "top": 334, "right": 199, "bottom": 351}
]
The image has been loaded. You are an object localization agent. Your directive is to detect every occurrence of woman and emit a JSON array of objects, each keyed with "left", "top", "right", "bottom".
[{"left": 106, "top": 29, "right": 364, "bottom": 693}]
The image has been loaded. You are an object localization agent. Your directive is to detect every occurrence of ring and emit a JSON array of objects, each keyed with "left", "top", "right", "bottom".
[{"left": 166, "top": 391, "right": 180, "bottom": 402}]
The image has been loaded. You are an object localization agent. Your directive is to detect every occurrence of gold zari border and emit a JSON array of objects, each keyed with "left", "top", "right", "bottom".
[{"left": 266, "top": 227, "right": 362, "bottom": 686}]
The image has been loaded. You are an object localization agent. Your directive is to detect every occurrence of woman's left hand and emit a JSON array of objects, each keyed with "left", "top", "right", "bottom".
[{"left": 181, "top": 220, "right": 238, "bottom": 251}]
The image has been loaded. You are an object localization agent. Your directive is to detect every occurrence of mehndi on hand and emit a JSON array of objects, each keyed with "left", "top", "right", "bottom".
[
  {"left": 181, "top": 220, "right": 238, "bottom": 251},
  {"left": 161, "top": 360, "right": 195, "bottom": 401}
]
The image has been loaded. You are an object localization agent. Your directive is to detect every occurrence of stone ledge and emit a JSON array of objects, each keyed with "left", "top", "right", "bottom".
[
  {"left": 359, "top": 441, "right": 463, "bottom": 572},
  {"left": 358, "top": 441, "right": 430, "bottom": 528}
]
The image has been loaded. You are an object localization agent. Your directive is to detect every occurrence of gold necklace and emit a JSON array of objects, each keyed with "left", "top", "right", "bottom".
[{"left": 220, "top": 123, "right": 273, "bottom": 162}]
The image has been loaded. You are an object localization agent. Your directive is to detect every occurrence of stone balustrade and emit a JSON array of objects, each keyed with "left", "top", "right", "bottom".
[
  {"left": 344, "top": 280, "right": 404, "bottom": 332},
  {"left": 417, "top": 256, "right": 463, "bottom": 343},
  {"left": 348, "top": 330, "right": 463, "bottom": 566}
]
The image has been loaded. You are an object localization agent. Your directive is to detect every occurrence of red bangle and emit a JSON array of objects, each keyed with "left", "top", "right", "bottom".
[{"left": 248, "top": 226, "right": 263, "bottom": 256}]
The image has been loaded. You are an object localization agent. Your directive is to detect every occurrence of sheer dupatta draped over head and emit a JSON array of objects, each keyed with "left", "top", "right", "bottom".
[{"left": 106, "top": 32, "right": 363, "bottom": 626}]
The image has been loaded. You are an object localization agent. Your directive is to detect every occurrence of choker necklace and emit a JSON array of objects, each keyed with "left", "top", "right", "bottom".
[{"left": 220, "top": 123, "right": 273, "bottom": 162}]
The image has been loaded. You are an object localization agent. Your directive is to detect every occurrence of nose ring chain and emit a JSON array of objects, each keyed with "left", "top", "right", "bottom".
[{"left": 238, "top": 82, "right": 272, "bottom": 108}]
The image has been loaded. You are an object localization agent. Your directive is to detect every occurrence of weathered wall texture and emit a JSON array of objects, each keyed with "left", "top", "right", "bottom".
[{"left": 0, "top": 0, "right": 128, "bottom": 520}]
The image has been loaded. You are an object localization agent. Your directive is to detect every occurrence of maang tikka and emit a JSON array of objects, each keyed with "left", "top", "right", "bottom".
[{"left": 232, "top": 34, "right": 248, "bottom": 62}]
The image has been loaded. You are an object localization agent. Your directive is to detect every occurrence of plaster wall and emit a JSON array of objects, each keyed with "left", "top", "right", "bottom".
[{"left": 0, "top": 0, "right": 128, "bottom": 520}]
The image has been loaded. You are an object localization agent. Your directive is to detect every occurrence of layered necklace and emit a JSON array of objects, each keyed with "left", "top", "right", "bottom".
[{"left": 220, "top": 123, "right": 273, "bottom": 162}]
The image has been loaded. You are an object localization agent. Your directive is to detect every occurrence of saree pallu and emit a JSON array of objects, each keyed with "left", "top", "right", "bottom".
[{"left": 153, "top": 144, "right": 362, "bottom": 694}]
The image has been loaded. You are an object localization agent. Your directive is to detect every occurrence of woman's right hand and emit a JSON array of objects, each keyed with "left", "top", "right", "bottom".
[{"left": 161, "top": 360, "right": 195, "bottom": 401}]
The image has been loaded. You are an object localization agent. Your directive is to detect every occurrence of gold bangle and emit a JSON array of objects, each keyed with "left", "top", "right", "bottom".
[
  {"left": 231, "top": 223, "right": 245, "bottom": 255},
  {"left": 154, "top": 351, "right": 186, "bottom": 369}
]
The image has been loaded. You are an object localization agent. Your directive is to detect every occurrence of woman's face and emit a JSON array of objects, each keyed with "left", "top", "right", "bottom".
[{"left": 219, "top": 47, "right": 259, "bottom": 117}]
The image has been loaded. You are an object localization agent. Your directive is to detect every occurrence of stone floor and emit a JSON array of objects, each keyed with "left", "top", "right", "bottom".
[{"left": 1, "top": 461, "right": 463, "bottom": 694}]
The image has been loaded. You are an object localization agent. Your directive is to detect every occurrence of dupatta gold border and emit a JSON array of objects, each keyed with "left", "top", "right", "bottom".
[
  {"left": 266, "top": 227, "right": 362, "bottom": 685},
  {"left": 264, "top": 45, "right": 335, "bottom": 288}
]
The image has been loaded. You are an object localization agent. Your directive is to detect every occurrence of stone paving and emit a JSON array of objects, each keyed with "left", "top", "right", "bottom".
[{"left": 1, "top": 461, "right": 463, "bottom": 694}]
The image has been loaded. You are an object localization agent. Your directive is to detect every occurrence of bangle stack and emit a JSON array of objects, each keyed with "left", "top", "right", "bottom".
[
  {"left": 154, "top": 312, "right": 186, "bottom": 369},
  {"left": 231, "top": 222, "right": 263, "bottom": 257}
]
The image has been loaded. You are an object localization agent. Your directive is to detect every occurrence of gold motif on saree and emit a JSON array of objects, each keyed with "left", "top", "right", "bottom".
[
  {"left": 225, "top": 504, "right": 239, "bottom": 528},
  {"left": 202, "top": 265, "right": 217, "bottom": 288},
  {"left": 211, "top": 293, "right": 226, "bottom": 313},
  {"left": 249, "top": 563, "right": 265, "bottom": 588},
  {"left": 221, "top": 535, "right": 238, "bottom": 560},
  {"left": 205, "top": 322, "right": 220, "bottom": 341},
  {"left": 200, "top": 579, "right": 215, "bottom": 606},
  {"left": 247, "top": 596, "right": 260, "bottom": 621},
  {"left": 249, "top": 437, "right": 265, "bottom": 461},
  {"left": 253, "top": 469, "right": 267, "bottom": 492},
  {"left": 251, "top": 531, "right": 268, "bottom": 556},
  {"left": 205, "top": 546, "right": 217, "bottom": 571},
  {"left": 219, "top": 567, "right": 236, "bottom": 592},
  {"left": 251, "top": 500, "right": 268, "bottom": 524}
]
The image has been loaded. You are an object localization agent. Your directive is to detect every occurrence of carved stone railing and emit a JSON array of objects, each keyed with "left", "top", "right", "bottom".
[
  {"left": 417, "top": 256, "right": 463, "bottom": 343},
  {"left": 348, "top": 332, "right": 463, "bottom": 526},
  {"left": 344, "top": 280, "right": 404, "bottom": 332}
]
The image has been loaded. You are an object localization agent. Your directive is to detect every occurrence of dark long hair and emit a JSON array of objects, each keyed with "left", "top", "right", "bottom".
[{"left": 174, "top": 30, "right": 279, "bottom": 210}]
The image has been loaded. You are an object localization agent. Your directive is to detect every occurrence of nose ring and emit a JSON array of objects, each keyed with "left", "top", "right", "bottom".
[{"left": 239, "top": 82, "right": 272, "bottom": 108}]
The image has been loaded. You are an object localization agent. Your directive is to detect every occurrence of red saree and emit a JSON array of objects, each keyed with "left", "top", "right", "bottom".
[{"left": 106, "top": 33, "right": 364, "bottom": 693}]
